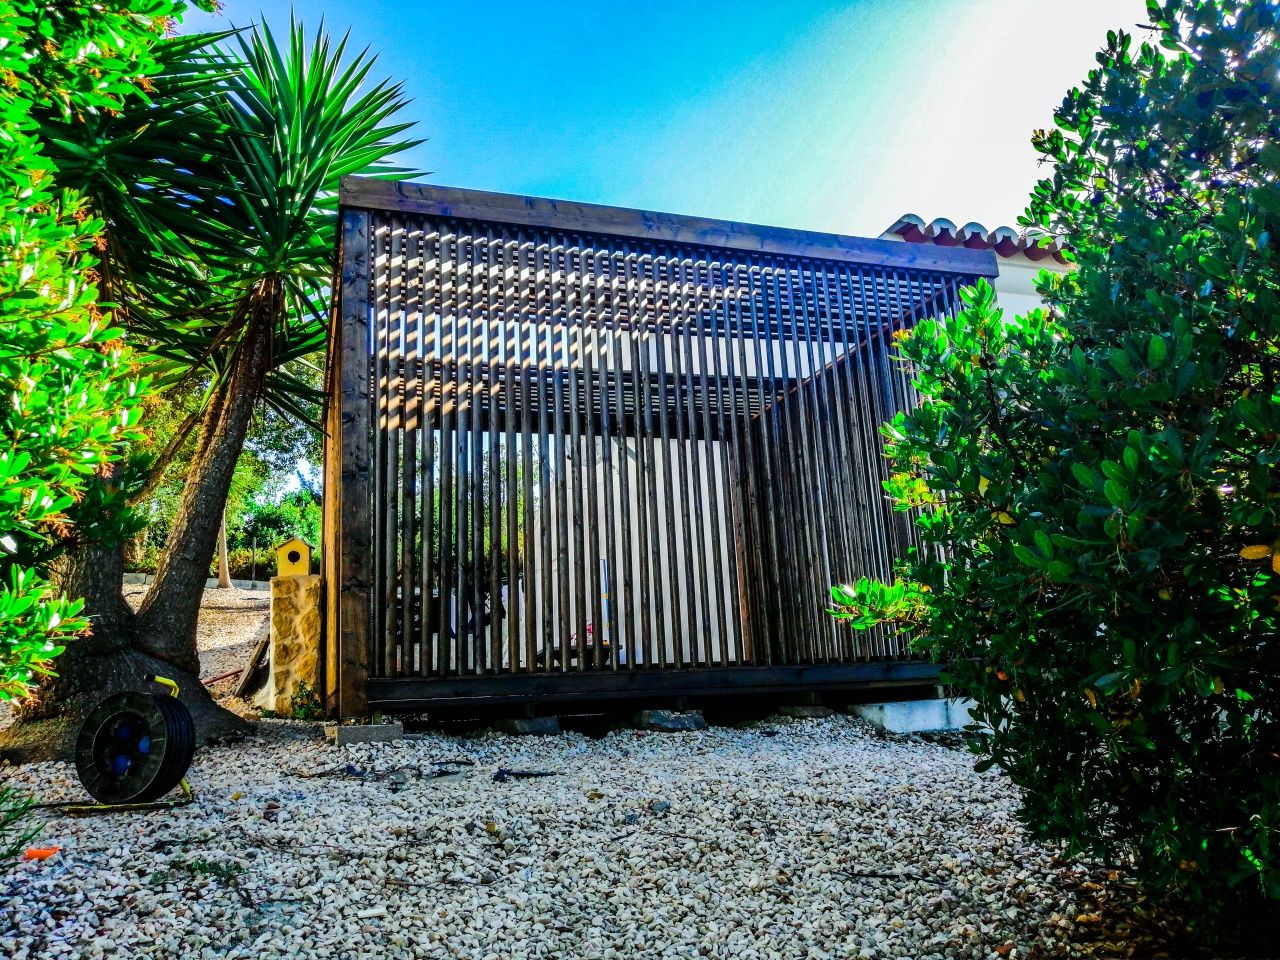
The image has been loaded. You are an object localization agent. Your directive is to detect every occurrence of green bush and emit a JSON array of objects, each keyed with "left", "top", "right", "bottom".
[
  {"left": 832, "top": 0, "right": 1278, "bottom": 934},
  {"left": 0, "top": 0, "right": 211, "bottom": 858},
  {"left": 233, "top": 489, "right": 323, "bottom": 556},
  {"left": 0, "top": 1, "right": 210, "bottom": 700}
]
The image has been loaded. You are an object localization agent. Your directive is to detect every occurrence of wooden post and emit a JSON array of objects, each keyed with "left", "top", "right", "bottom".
[{"left": 336, "top": 208, "right": 372, "bottom": 718}]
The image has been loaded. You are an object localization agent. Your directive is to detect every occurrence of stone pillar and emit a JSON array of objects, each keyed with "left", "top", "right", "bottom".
[{"left": 259, "top": 574, "right": 322, "bottom": 715}]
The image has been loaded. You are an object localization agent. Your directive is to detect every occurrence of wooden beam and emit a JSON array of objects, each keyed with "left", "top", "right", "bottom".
[
  {"left": 336, "top": 208, "right": 372, "bottom": 718},
  {"left": 366, "top": 660, "right": 941, "bottom": 710},
  {"left": 340, "top": 177, "right": 999, "bottom": 278}
]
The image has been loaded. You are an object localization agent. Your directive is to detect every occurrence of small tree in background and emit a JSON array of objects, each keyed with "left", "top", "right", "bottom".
[{"left": 833, "top": 0, "right": 1278, "bottom": 936}]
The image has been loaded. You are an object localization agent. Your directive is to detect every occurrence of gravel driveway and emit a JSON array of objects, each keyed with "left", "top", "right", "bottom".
[
  {"left": 0, "top": 588, "right": 1151, "bottom": 959},
  {"left": 0, "top": 714, "right": 1103, "bottom": 960}
]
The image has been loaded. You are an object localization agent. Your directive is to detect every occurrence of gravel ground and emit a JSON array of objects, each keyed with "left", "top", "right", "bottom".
[
  {"left": 0, "top": 715, "right": 1111, "bottom": 960},
  {"left": 1, "top": 590, "right": 1166, "bottom": 959}
]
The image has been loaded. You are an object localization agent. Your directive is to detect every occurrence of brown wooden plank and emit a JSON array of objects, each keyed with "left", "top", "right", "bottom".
[
  {"left": 336, "top": 207, "right": 373, "bottom": 719},
  {"left": 367, "top": 660, "right": 941, "bottom": 709},
  {"left": 340, "top": 177, "right": 1000, "bottom": 277}
]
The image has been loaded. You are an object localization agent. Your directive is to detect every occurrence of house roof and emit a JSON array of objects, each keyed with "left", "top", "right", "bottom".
[{"left": 883, "top": 214, "right": 1070, "bottom": 265}]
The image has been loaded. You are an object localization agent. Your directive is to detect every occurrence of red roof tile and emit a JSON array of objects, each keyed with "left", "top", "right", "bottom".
[{"left": 883, "top": 214, "right": 1070, "bottom": 265}]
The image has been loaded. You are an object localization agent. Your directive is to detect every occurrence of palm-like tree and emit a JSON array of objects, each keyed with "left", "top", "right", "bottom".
[
  {"left": 6, "top": 18, "right": 419, "bottom": 756},
  {"left": 134, "top": 20, "right": 419, "bottom": 672}
]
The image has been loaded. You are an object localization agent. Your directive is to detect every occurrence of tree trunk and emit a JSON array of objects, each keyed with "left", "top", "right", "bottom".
[
  {"left": 50, "top": 531, "right": 136, "bottom": 657},
  {"left": 136, "top": 292, "right": 277, "bottom": 670},
  {"left": 217, "top": 511, "right": 232, "bottom": 589},
  {"left": 2, "top": 515, "right": 251, "bottom": 764},
  {"left": 1, "top": 648, "right": 248, "bottom": 764}
]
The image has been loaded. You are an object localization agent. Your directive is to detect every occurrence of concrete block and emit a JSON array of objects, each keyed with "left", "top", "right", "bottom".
[
  {"left": 202, "top": 577, "right": 270, "bottom": 589},
  {"left": 777, "top": 705, "right": 834, "bottom": 719},
  {"left": 325, "top": 722, "right": 405, "bottom": 745},
  {"left": 633, "top": 709, "right": 707, "bottom": 732},
  {"left": 850, "top": 697, "right": 975, "bottom": 734},
  {"left": 496, "top": 716, "right": 561, "bottom": 736}
]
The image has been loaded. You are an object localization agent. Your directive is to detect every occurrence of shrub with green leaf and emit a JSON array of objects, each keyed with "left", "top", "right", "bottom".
[
  {"left": 0, "top": 0, "right": 211, "bottom": 854},
  {"left": 832, "top": 0, "right": 1278, "bottom": 933},
  {"left": 0, "top": 1, "right": 211, "bottom": 699}
]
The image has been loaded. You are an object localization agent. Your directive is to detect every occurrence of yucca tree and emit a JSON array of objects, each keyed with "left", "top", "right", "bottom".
[
  {"left": 4, "top": 18, "right": 419, "bottom": 757},
  {"left": 130, "top": 20, "right": 419, "bottom": 673},
  {"left": 30, "top": 30, "right": 240, "bottom": 647}
]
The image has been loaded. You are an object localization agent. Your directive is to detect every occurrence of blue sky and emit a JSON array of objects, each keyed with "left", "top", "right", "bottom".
[{"left": 185, "top": 0, "right": 1149, "bottom": 238}]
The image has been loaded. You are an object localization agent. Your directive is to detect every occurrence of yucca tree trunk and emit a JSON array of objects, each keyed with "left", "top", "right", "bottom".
[
  {"left": 51, "top": 497, "right": 138, "bottom": 654},
  {"left": 136, "top": 285, "right": 278, "bottom": 671}
]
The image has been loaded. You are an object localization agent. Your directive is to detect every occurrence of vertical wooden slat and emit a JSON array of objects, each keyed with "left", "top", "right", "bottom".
[
  {"left": 700, "top": 255, "right": 734, "bottom": 665},
  {"left": 485, "top": 236, "right": 503, "bottom": 673},
  {"left": 630, "top": 247, "right": 658, "bottom": 668},
  {"left": 384, "top": 220, "right": 404, "bottom": 676},
  {"left": 668, "top": 254, "right": 697, "bottom": 667},
  {"left": 452, "top": 233, "right": 470, "bottom": 673},
  {"left": 598, "top": 252, "right": 618, "bottom": 662},
  {"left": 419, "top": 228, "right": 441, "bottom": 675},
  {"left": 466, "top": 236, "right": 484, "bottom": 674},
  {"left": 370, "top": 217, "right": 387, "bottom": 679},
  {"left": 675, "top": 253, "right": 706, "bottom": 670},
  {"left": 502, "top": 236, "right": 521, "bottom": 674},
  {"left": 611, "top": 249, "right": 637, "bottom": 670},
  {"left": 562, "top": 242, "right": 588, "bottom": 672},
  {"left": 534, "top": 237, "right": 555, "bottom": 673},
  {"left": 548, "top": 243, "right": 571, "bottom": 672},
  {"left": 722, "top": 259, "right": 757, "bottom": 664},
  {"left": 436, "top": 230, "right": 458, "bottom": 675},
  {"left": 518, "top": 237, "right": 539, "bottom": 673},
  {"left": 744, "top": 259, "right": 784, "bottom": 665},
  {"left": 399, "top": 224, "right": 421, "bottom": 677},
  {"left": 647, "top": 249, "right": 676, "bottom": 669},
  {"left": 578, "top": 241, "right": 605, "bottom": 670}
]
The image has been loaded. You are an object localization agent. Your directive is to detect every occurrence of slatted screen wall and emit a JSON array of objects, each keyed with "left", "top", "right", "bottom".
[{"left": 339, "top": 210, "right": 974, "bottom": 685}]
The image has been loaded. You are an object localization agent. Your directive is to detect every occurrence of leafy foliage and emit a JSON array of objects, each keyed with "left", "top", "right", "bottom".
[
  {"left": 0, "top": 0, "right": 212, "bottom": 701},
  {"left": 183, "top": 18, "right": 421, "bottom": 424},
  {"left": 0, "top": 788, "right": 35, "bottom": 860},
  {"left": 832, "top": 0, "right": 1279, "bottom": 932},
  {"left": 124, "top": 382, "right": 322, "bottom": 577},
  {"left": 234, "top": 490, "right": 322, "bottom": 557}
]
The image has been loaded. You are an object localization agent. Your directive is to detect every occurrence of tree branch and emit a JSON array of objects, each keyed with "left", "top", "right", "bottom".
[{"left": 126, "top": 406, "right": 202, "bottom": 506}]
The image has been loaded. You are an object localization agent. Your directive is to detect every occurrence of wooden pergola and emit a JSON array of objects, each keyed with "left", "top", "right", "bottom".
[{"left": 322, "top": 178, "right": 997, "bottom": 717}]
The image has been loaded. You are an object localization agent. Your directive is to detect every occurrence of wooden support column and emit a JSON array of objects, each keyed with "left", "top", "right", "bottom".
[{"left": 336, "top": 208, "right": 373, "bottom": 718}]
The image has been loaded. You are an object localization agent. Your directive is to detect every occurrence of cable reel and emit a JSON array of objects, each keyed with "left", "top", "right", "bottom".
[{"left": 68, "top": 676, "right": 197, "bottom": 812}]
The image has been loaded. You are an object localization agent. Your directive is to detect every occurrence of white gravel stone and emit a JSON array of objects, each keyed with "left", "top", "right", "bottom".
[
  {"left": 1, "top": 714, "right": 1096, "bottom": 959},
  {"left": 0, "top": 589, "right": 1101, "bottom": 958}
]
